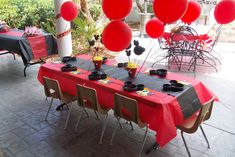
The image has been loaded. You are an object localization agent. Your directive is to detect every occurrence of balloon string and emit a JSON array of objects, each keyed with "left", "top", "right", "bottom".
[{"left": 136, "top": 39, "right": 155, "bottom": 77}]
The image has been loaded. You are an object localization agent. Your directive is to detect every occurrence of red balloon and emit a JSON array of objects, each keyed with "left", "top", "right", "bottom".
[
  {"left": 153, "top": 0, "right": 188, "bottom": 24},
  {"left": 214, "top": 0, "right": 235, "bottom": 24},
  {"left": 102, "top": 0, "right": 132, "bottom": 20},
  {"left": 60, "top": 1, "right": 78, "bottom": 21},
  {"left": 145, "top": 18, "right": 165, "bottom": 38},
  {"left": 181, "top": 0, "right": 201, "bottom": 25},
  {"left": 102, "top": 21, "right": 132, "bottom": 52}
]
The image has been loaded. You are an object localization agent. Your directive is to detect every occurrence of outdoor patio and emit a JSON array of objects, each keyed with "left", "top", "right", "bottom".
[
  {"left": 0, "top": 37, "right": 235, "bottom": 157},
  {"left": 1, "top": 0, "right": 235, "bottom": 157}
]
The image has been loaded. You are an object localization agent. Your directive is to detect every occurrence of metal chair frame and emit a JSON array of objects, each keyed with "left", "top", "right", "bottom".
[
  {"left": 75, "top": 84, "right": 110, "bottom": 144},
  {"left": 178, "top": 97, "right": 215, "bottom": 157},
  {"left": 43, "top": 77, "right": 75, "bottom": 130}
]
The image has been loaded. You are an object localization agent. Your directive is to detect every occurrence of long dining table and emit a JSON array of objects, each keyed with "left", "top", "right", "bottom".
[{"left": 37, "top": 54, "right": 217, "bottom": 148}]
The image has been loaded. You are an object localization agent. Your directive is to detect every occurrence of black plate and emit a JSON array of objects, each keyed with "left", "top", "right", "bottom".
[
  {"left": 173, "top": 83, "right": 184, "bottom": 88},
  {"left": 123, "top": 84, "right": 137, "bottom": 92},
  {"left": 88, "top": 75, "right": 100, "bottom": 80},
  {"left": 171, "top": 85, "right": 183, "bottom": 92}
]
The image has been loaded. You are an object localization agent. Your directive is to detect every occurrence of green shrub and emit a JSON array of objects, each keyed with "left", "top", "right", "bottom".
[
  {"left": 89, "top": 4, "right": 102, "bottom": 21},
  {"left": 0, "top": 0, "right": 55, "bottom": 34}
]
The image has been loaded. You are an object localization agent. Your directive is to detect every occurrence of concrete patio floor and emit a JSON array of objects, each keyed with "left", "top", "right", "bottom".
[{"left": 0, "top": 39, "right": 235, "bottom": 157}]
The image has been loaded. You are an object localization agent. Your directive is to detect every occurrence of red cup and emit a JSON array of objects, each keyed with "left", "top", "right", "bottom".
[
  {"left": 93, "top": 60, "right": 102, "bottom": 70},
  {"left": 127, "top": 68, "right": 137, "bottom": 78}
]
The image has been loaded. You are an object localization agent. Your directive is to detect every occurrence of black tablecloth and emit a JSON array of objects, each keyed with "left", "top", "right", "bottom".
[{"left": 0, "top": 29, "right": 57, "bottom": 65}]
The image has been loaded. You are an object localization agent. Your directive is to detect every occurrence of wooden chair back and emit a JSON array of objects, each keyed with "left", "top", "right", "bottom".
[
  {"left": 191, "top": 97, "right": 215, "bottom": 132},
  {"left": 76, "top": 84, "right": 98, "bottom": 110},
  {"left": 114, "top": 93, "right": 145, "bottom": 128},
  {"left": 43, "top": 77, "right": 62, "bottom": 100}
]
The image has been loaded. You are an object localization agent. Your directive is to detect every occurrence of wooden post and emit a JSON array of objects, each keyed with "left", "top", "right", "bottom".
[{"left": 54, "top": 0, "right": 73, "bottom": 57}]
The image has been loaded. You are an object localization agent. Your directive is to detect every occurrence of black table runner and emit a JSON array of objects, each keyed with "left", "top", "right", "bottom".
[{"left": 68, "top": 58, "right": 202, "bottom": 119}]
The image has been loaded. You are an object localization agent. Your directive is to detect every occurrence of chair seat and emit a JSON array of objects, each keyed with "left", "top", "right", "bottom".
[{"left": 177, "top": 115, "right": 197, "bottom": 133}]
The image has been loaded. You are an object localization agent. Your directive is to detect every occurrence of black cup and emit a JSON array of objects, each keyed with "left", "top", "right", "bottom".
[
  {"left": 170, "top": 80, "right": 178, "bottom": 84},
  {"left": 171, "top": 83, "right": 184, "bottom": 92},
  {"left": 163, "top": 84, "right": 171, "bottom": 91},
  {"left": 149, "top": 70, "right": 157, "bottom": 75},
  {"left": 137, "top": 84, "right": 145, "bottom": 91},
  {"left": 100, "top": 73, "right": 107, "bottom": 79},
  {"left": 117, "top": 63, "right": 124, "bottom": 68},
  {"left": 157, "top": 69, "right": 167, "bottom": 77}
]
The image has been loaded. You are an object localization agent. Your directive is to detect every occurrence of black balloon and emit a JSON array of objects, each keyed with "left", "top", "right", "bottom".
[
  {"left": 94, "top": 35, "right": 99, "bottom": 40},
  {"left": 134, "top": 46, "right": 145, "bottom": 55},
  {"left": 133, "top": 40, "right": 139, "bottom": 46},
  {"left": 126, "top": 43, "right": 132, "bottom": 49},
  {"left": 126, "top": 50, "right": 131, "bottom": 56},
  {"left": 88, "top": 40, "right": 95, "bottom": 46}
]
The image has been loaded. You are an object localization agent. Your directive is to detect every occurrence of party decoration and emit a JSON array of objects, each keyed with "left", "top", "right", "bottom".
[
  {"left": 88, "top": 40, "right": 95, "bottom": 47},
  {"left": 24, "top": 26, "right": 43, "bottom": 36},
  {"left": 181, "top": 0, "right": 201, "bottom": 25},
  {"left": 102, "top": 21, "right": 132, "bottom": 52},
  {"left": 133, "top": 40, "right": 139, "bottom": 46},
  {"left": 214, "top": 0, "right": 235, "bottom": 24},
  {"left": 153, "top": 0, "right": 188, "bottom": 24},
  {"left": 60, "top": 1, "right": 79, "bottom": 21},
  {"left": 126, "top": 50, "right": 131, "bottom": 56},
  {"left": 134, "top": 46, "right": 145, "bottom": 55},
  {"left": 102, "top": 0, "right": 132, "bottom": 20},
  {"left": 145, "top": 18, "right": 165, "bottom": 38},
  {"left": 126, "top": 43, "right": 132, "bottom": 50}
]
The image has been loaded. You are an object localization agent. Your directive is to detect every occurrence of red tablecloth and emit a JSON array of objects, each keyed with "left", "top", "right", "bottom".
[
  {"left": 37, "top": 55, "right": 217, "bottom": 147},
  {"left": 162, "top": 32, "right": 213, "bottom": 46},
  {"left": 27, "top": 35, "right": 48, "bottom": 59},
  {"left": 0, "top": 29, "right": 24, "bottom": 37}
]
